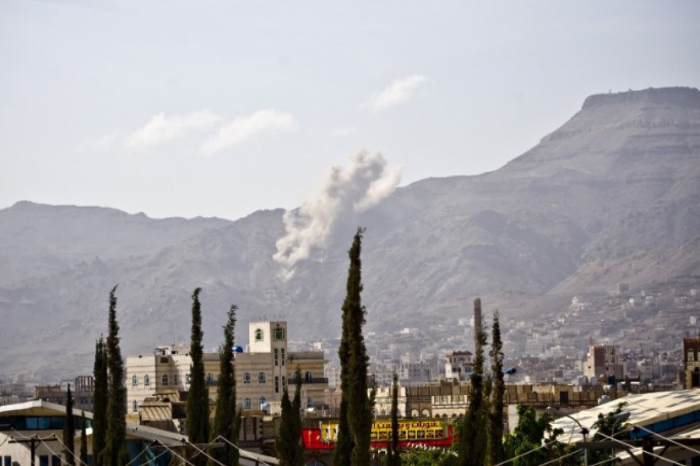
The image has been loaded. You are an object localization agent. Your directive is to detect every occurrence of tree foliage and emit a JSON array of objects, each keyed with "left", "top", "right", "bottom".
[
  {"left": 335, "top": 228, "right": 373, "bottom": 466},
  {"left": 488, "top": 311, "right": 505, "bottom": 466},
  {"left": 80, "top": 411, "right": 88, "bottom": 466},
  {"left": 92, "top": 337, "right": 108, "bottom": 466},
  {"left": 63, "top": 383, "right": 75, "bottom": 465},
  {"left": 400, "top": 448, "right": 458, "bottom": 466},
  {"left": 588, "top": 402, "right": 629, "bottom": 464},
  {"left": 211, "top": 304, "right": 240, "bottom": 466},
  {"left": 277, "top": 368, "right": 304, "bottom": 466},
  {"left": 104, "top": 286, "right": 129, "bottom": 466},
  {"left": 386, "top": 372, "right": 401, "bottom": 466},
  {"left": 459, "top": 298, "right": 488, "bottom": 466},
  {"left": 503, "top": 405, "right": 551, "bottom": 466},
  {"left": 186, "top": 287, "right": 209, "bottom": 466}
]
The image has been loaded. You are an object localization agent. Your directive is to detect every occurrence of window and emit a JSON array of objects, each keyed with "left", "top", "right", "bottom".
[
  {"left": 281, "top": 348, "right": 285, "bottom": 366},
  {"left": 292, "top": 372, "right": 299, "bottom": 382},
  {"left": 40, "top": 456, "right": 49, "bottom": 466},
  {"left": 243, "top": 372, "right": 251, "bottom": 384},
  {"left": 255, "top": 329, "right": 263, "bottom": 341},
  {"left": 144, "top": 374, "right": 150, "bottom": 388},
  {"left": 305, "top": 371, "right": 313, "bottom": 382},
  {"left": 307, "top": 396, "right": 313, "bottom": 408},
  {"left": 186, "top": 373, "right": 191, "bottom": 384},
  {"left": 282, "top": 376, "right": 286, "bottom": 388},
  {"left": 275, "top": 376, "right": 279, "bottom": 393},
  {"left": 689, "top": 349, "right": 695, "bottom": 363},
  {"left": 258, "top": 372, "right": 266, "bottom": 383},
  {"left": 173, "top": 374, "right": 179, "bottom": 385},
  {"left": 162, "top": 375, "right": 169, "bottom": 386},
  {"left": 244, "top": 398, "right": 251, "bottom": 410},
  {"left": 206, "top": 373, "right": 214, "bottom": 384},
  {"left": 52, "top": 456, "right": 60, "bottom": 466},
  {"left": 4, "top": 457, "right": 12, "bottom": 466},
  {"left": 274, "top": 348, "right": 279, "bottom": 366},
  {"left": 132, "top": 400, "right": 138, "bottom": 413},
  {"left": 259, "top": 397, "right": 267, "bottom": 408},
  {"left": 131, "top": 375, "right": 138, "bottom": 387},
  {"left": 274, "top": 327, "right": 285, "bottom": 340}
]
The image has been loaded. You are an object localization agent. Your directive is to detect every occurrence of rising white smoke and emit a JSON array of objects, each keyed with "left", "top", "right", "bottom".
[{"left": 274, "top": 150, "right": 402, "bottom": 280}]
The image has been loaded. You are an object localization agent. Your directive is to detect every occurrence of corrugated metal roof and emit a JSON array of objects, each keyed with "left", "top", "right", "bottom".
[{"left": 552, "top": 389, "right": 700, "bottom": 443}]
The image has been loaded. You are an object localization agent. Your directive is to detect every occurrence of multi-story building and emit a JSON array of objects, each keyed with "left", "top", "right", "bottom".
[
  {"left": 34, "top": 375, "right": 95, "bottom": 412},
  {"left": 373, "top": 384, "right": 407, "bottom": 417},
  {"left": 682, "top": 337, "right": 700, "bottom": 388},
  {"left": 237, "top": 321, "right": 327, "bottom": 414},
  {"left": 126, "top": 320, "right": 328, "bottom": 419},
  {"left": 444, "top": 351, "right": 473, "bottom": 381},
  {"left": 126, "top": 343, "right": 220, "bottom": 416},
  {"left": 584, "top": 344, "right": 624, "bottom": 382}
]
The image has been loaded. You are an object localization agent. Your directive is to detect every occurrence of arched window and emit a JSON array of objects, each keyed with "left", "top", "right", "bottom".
[
  {"left": 259, "top": 397, "right": 267, "bottom": 408},
  {"left": 144, "top": 374, "right": 150, "bottom": 388},
  {"left": 243, "top": 372, "right": 251, "bottom": 384},
  {"left": 411, "top": 409, "right": 419, "bottom": 418},
  {"left": 244, "top": 398, "right": 251, "bottom": 410},
  {"left": 689, "top": 349, "right": 695, "bottom": 363},
  {"left": 255, "top": 329, "right": 263, "bottom": 341},
  {"left": 421, "top": 409, "right": 431, "bottom": 417},
  {"left": 131, "top": 375, "right": 138, "bottom": 387},
  {"left": 292, "top": 371, "right": 299, "bottom": 382},
  {"left": 305, "top": 371, "right": 313, "bottom": 382},
  {"left": 132, "top": 400, "right": 138, "bottom": 413},
  {"left": 274, "top": 327, "right": 285, "bottom": 340},
  {"left": 161, "top": 374, "right": 169, "bottom": 386},
  {"left": 258, "top": 372, "right": 266, "bottom": 383}
]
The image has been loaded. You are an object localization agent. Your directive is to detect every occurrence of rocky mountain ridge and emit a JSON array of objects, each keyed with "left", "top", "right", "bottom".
[{"left": 1, "top": 87, "right": 698, "bottom": 379}]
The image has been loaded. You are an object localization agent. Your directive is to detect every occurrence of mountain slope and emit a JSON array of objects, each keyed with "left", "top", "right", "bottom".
[{"left": 1, "top": 87, "right": 698, "bottom": 378}]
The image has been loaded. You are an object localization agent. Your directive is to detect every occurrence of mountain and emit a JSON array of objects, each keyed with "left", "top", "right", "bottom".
[{"left": 1, "top": 87, "right": 699, "bottom": 379}]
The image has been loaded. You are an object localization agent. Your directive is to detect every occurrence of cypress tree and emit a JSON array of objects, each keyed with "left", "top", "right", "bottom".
[
  {"left": 276, "top": 385, "right": 295, "bottom": 466},
  {"left": 460, "top": 298, "right": 488, "bottom": 466},
  {"left": 291, "top": 367, "right": 304, "bottom": 466},
  {"left": 276, "top": 367, "right": 304, "bottom": 466},
  {"left": 212, "top": 304, "right": 239, "bottom": 466},
  {"left": 80, "top": 411, "right": 88, "bottom": 466},
  {"left": 105, "top": 286, "right": 129, "bottom": 466},
  {"left": 92, "top": 337, "right": 107, "bottom": 466},
  {"left": 386, "top": 372, "right": 401, "bottom": 466},
  {"left": 488, "top": 311, "right": 505, "bottom": 466},
  {"left": 336, "top": 228, "right": 372, "bottom": 466},
  {"left": 63, "top": 383, "right": 75, "bottom": 465},
  {"left": 186, "top": 288, "right": 209, "bottom": 466}
]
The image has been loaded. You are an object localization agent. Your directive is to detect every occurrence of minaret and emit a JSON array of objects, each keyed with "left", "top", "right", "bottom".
[{"left": 473, "top": 297, "right": 483, "bottom": 340}]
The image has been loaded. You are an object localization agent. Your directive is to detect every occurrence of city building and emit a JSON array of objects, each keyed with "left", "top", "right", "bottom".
[
  {"left": 444, "top": 351, "right": 473, "bottom": 382},
  {"left": 584, "top": 344, "right": 624, "bottom": 382},
  {"left": 33, "top": 375, "right": 95, "bottom": 412},
  {"left": 125, "top": 320, "right": 328, "bottom": 421},
  {"left": 682, "top": 337, "right": 700, "bottom": 389}
]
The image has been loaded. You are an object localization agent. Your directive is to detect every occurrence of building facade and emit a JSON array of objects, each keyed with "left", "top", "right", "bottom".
[
  {"left": 125, "top": 320, "right": 328, "bottom": 420},
  {"left": 584, "top": 344, "right": 624, "bottom": 382}
]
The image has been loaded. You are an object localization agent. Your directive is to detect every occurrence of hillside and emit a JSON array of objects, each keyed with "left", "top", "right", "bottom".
[{"left": 1, "top": 87, "right": 699, "bottom": 379}]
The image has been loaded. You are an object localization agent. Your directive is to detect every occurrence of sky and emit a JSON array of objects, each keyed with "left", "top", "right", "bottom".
[{"left": 1, "top": 1, "right": 698, "bottom": 221}]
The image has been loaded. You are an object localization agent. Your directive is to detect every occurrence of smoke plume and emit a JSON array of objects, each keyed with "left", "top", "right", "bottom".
[{"left": 274, "top": 150, "right": 402, "bottom": 279}]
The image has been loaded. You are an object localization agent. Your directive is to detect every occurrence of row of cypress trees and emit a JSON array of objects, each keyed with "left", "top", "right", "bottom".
[
  {"left": 88, "top": 286, "right": 242, "bottom": 466},
  {"left": 458, "top": 300, "right": 506, "bottom": 466},
  {"left": 89, "top": 286, "right": 129, "bottom": 466},
  {"left": 183, "top": 288, "right": 243, "bottom": 466}
]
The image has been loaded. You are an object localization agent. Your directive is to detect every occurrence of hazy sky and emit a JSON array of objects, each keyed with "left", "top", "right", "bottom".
[{"left": 1, "top": 1, "right": 698, "bottom": 220}]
